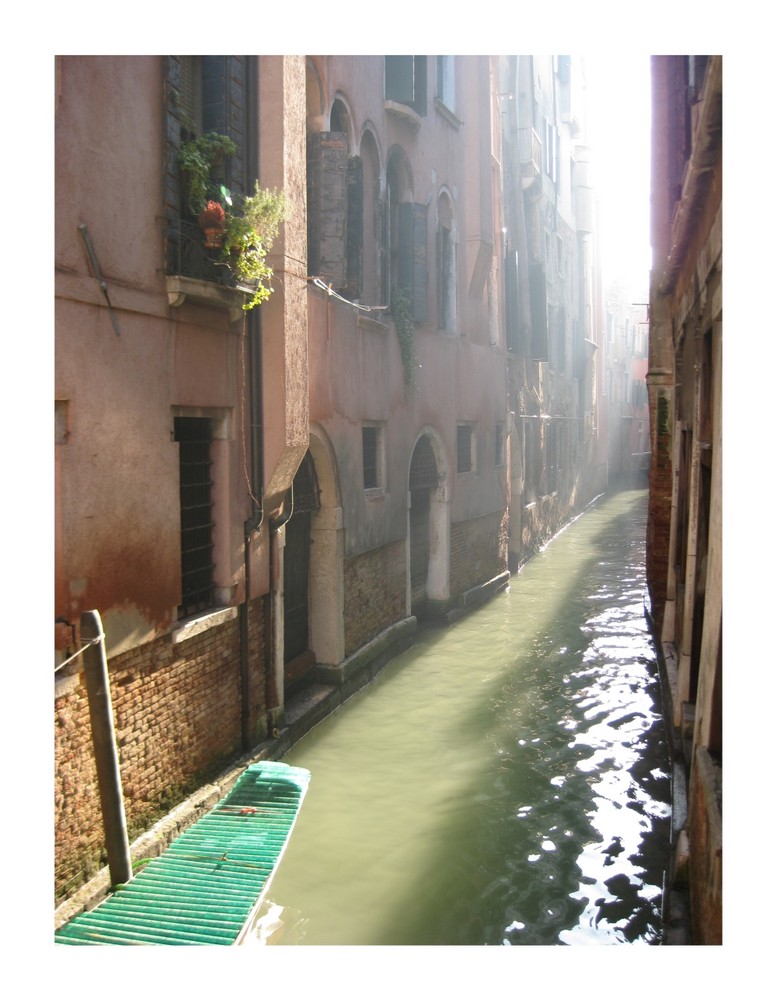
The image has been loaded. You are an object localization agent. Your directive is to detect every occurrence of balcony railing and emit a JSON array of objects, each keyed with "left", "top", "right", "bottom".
[
  {"left": 166, "top": 217, "right": 257, "bottom": 318},
  {"left": 166, "top": 218, "right": 237, "bottom": 290}
]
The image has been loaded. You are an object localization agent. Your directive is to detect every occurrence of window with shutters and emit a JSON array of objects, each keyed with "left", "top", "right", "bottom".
[
  {"left": 307, "top": 100, "right": 363, "bottom": 300},
  {"left": 437, "top": 191, "right": 457, "bottom": 333},
  {"left": 386, "top": 151, "right": 428, "bottom": 323},
  {"left": 164, "top": 56, "right": 250, "bottom": 290},
  {"left": 385, "top": 56, "right": 427, "bottom": 116},
  {"left": 359, "top": 130, "right": 381, "bottom": 306}
]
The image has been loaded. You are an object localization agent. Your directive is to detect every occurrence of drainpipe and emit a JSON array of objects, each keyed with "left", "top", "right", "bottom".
[
  {"left": 266, "top": 485, "right": 294, "bottom": 733},
  {"left": 80, "top": 609, "right": 132, "bottom": 888},
  {"left": 239, "top": 304, "right": 264, "bottom": 751},
  {"left": 239, "top": 55, "right": 263, "bottom": 752}
]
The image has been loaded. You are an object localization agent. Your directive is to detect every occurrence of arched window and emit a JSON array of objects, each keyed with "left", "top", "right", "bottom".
[{"left": 306, "top": 94, "right": 363, "bottom": 300}]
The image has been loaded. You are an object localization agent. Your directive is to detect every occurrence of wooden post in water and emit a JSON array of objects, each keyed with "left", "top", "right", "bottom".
[{"left": 81, "top": 609, "right": 132, "bottom": 888}]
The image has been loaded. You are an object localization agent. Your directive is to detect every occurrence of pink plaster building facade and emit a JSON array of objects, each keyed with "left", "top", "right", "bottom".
[
  {"left": 55, "top": 56, "right": 309, "bottom": 899},
  {"left": 54, "top": 54, "right": 605, "bottom": 904}
]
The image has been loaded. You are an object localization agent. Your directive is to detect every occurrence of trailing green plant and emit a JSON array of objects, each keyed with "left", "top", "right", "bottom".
[
  {"left": 391, "top": 288, "right": 417, "bottom": 389},
  {"left": 178, "top": 132, "right": 237, "bottom": 214},
  {"left": 178, "top": 133, "right": 286, "bottom": 311},
  {"left": 222, "top": 183, "right": 287, "bottom": 310}
]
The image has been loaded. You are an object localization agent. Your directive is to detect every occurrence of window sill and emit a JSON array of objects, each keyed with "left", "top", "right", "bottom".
[
  {"left": 357, "top": 314, "right": 389, "bottom": 334},
  {"left": 364, "top": 487, "right": 387, "bottom": 502},
  {"left": 166, "top": 275, "right": 247, "bottom": 322},
  {"left": 384, "top": 100, "right": 421, "bottom": 130},
  {"left": 172, "top": 606, "right": 238, "bottom": 644}
]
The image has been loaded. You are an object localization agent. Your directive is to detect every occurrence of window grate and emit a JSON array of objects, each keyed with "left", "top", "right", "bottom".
[
  {"left": 409, "top": 435, "right": 440, "bottom": 490},
  {"left": 293, "top": 451, "right": 321, "bottom": 513},
  {"left": 175, "top": 416, "right": 215, "bottom": 617},
  {"left": 362, "top": 427, "right": 378, "bottom": 489}
]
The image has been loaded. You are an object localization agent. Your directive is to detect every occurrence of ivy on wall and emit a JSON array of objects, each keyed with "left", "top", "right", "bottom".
[{"left": 391, "top": 288, "right": 417, "bottom": 391}]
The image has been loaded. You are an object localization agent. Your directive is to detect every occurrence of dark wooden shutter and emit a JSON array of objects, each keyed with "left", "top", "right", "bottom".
[
  {"left": 345, "top": 155, "right": 363, "bottom": 299},
  {"left": 385, "top": 56, "right": 427, "bottom": 115},
  {"left": 398, "top": 202, "right": 428, "bottom": 323},
  {"left": 307, "top": 131, "right": 347, "bottom": 288},
  {"left": 385, "top": 56, "right": 416, "bottom": 104}
]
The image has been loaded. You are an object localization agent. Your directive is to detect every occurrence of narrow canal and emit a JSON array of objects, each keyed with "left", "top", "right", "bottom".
[{"left": 261, "top": 487, "right": 672, "bottom": 946}]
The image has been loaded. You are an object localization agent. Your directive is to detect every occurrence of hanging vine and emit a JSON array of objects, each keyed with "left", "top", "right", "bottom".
[{"left": 391, "top": 288, "right": 417, "bottom": 391}]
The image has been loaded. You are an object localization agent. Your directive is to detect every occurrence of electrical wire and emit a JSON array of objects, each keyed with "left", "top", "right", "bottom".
[{"left": 309, "top": 276, "right": 389, "bottom": 313}]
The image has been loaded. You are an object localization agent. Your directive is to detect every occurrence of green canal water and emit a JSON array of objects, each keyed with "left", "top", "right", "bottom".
[{"left": 259, "top": 487, "right": 672, "bottom": 946}]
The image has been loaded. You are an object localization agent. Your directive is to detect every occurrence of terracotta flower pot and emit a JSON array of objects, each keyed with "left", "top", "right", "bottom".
[{"left": 203, "top": 227, "right": 224, "bottom": 249}]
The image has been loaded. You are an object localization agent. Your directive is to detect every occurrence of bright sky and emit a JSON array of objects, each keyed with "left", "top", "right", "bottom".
[{"left": 584, "top": 53, "right": 652, "bottom": 299}]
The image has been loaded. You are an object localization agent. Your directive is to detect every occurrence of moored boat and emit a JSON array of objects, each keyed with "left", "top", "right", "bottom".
[{"left": 55, "top": 761, "right": 311, "bottom": 946}]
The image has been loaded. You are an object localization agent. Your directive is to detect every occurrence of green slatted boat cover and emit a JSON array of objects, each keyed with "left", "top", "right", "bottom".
[{"left": 55, "top": 761, "right": 310, "bottom": 946}]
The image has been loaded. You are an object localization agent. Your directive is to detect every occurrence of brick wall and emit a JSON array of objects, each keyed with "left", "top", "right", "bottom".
[
  {"left": 54, "top": 598, "right": 266, "bottom": 903},
  {"left": 343, "top": 540, "right": 407, "bottom": 656},
  {"left": 450, "top": 509, "right": 508, "bottom": 598}
]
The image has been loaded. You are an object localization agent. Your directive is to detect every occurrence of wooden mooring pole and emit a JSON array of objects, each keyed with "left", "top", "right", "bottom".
[{"left": 80, "top": 609, "right": 132, "bottom": 888}]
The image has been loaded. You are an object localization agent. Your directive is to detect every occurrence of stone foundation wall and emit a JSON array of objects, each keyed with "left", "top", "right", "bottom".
[
  {"left": 450, "top": 508, "right": 508, "bottom": 598},
  {"left": 343, "top": 539, "right": 407, "bottom": 657},
  {"left": 54, "top": 598, "right": 267, "bottom": 903}
]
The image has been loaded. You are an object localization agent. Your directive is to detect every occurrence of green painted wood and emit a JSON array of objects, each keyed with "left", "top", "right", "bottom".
[{"left": 55, "top": 761, "right": 310, "bottom": 946}]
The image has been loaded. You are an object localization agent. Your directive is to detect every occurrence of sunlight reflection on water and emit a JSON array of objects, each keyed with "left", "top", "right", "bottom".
[{"left": 262, "top": 488, "right": 671, "bottom": 946}]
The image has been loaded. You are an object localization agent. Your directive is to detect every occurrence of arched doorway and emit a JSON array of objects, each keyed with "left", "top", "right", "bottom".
[
  {"left": 283, "top": 451, "right": 320, "bottom": 693},
  {"left": 408, "top": 431, "right": 449, "bottom": 618}
]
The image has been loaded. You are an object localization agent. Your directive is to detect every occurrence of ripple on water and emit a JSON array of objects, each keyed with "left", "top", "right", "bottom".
[{"left": 266, "top": 491, "right": 671, "bottom": 945}]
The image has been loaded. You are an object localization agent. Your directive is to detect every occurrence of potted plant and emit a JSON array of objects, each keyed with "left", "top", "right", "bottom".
[
  {"left": 198, "top": 200, "right": 226, "bottom": 248},
  {"left": 222, "top": 183, "right": 287, "bottom": 310},
  {"left": 178, "top": 132, "right": 237, "bottom": 215}
]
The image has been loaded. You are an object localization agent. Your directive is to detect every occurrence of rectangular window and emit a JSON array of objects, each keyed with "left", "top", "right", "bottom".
[
  {"left": 457, "top": 424, "right": 474, "bottom": 474},
  {"left": 436, "top": 56, "right": 455, "bottom": 111},
  {"left": 362, "top": 423, "right": 385, "bottom": 491},
  {"left": 55, "top": 400, "right": 69, "bottom": 445},
  {"left": 385, "top": 56, "right": 428, "bottom": 115},
  {"left": 165, "top": 56, "right": 249, "bottom": 285},
  {"left": 174, "top": 415, "right": 215, "bottom": 618}
]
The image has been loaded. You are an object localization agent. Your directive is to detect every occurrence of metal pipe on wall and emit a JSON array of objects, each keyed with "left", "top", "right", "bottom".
[{"left": 239, "top": 55, "right": 264, "bottom": 752}]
